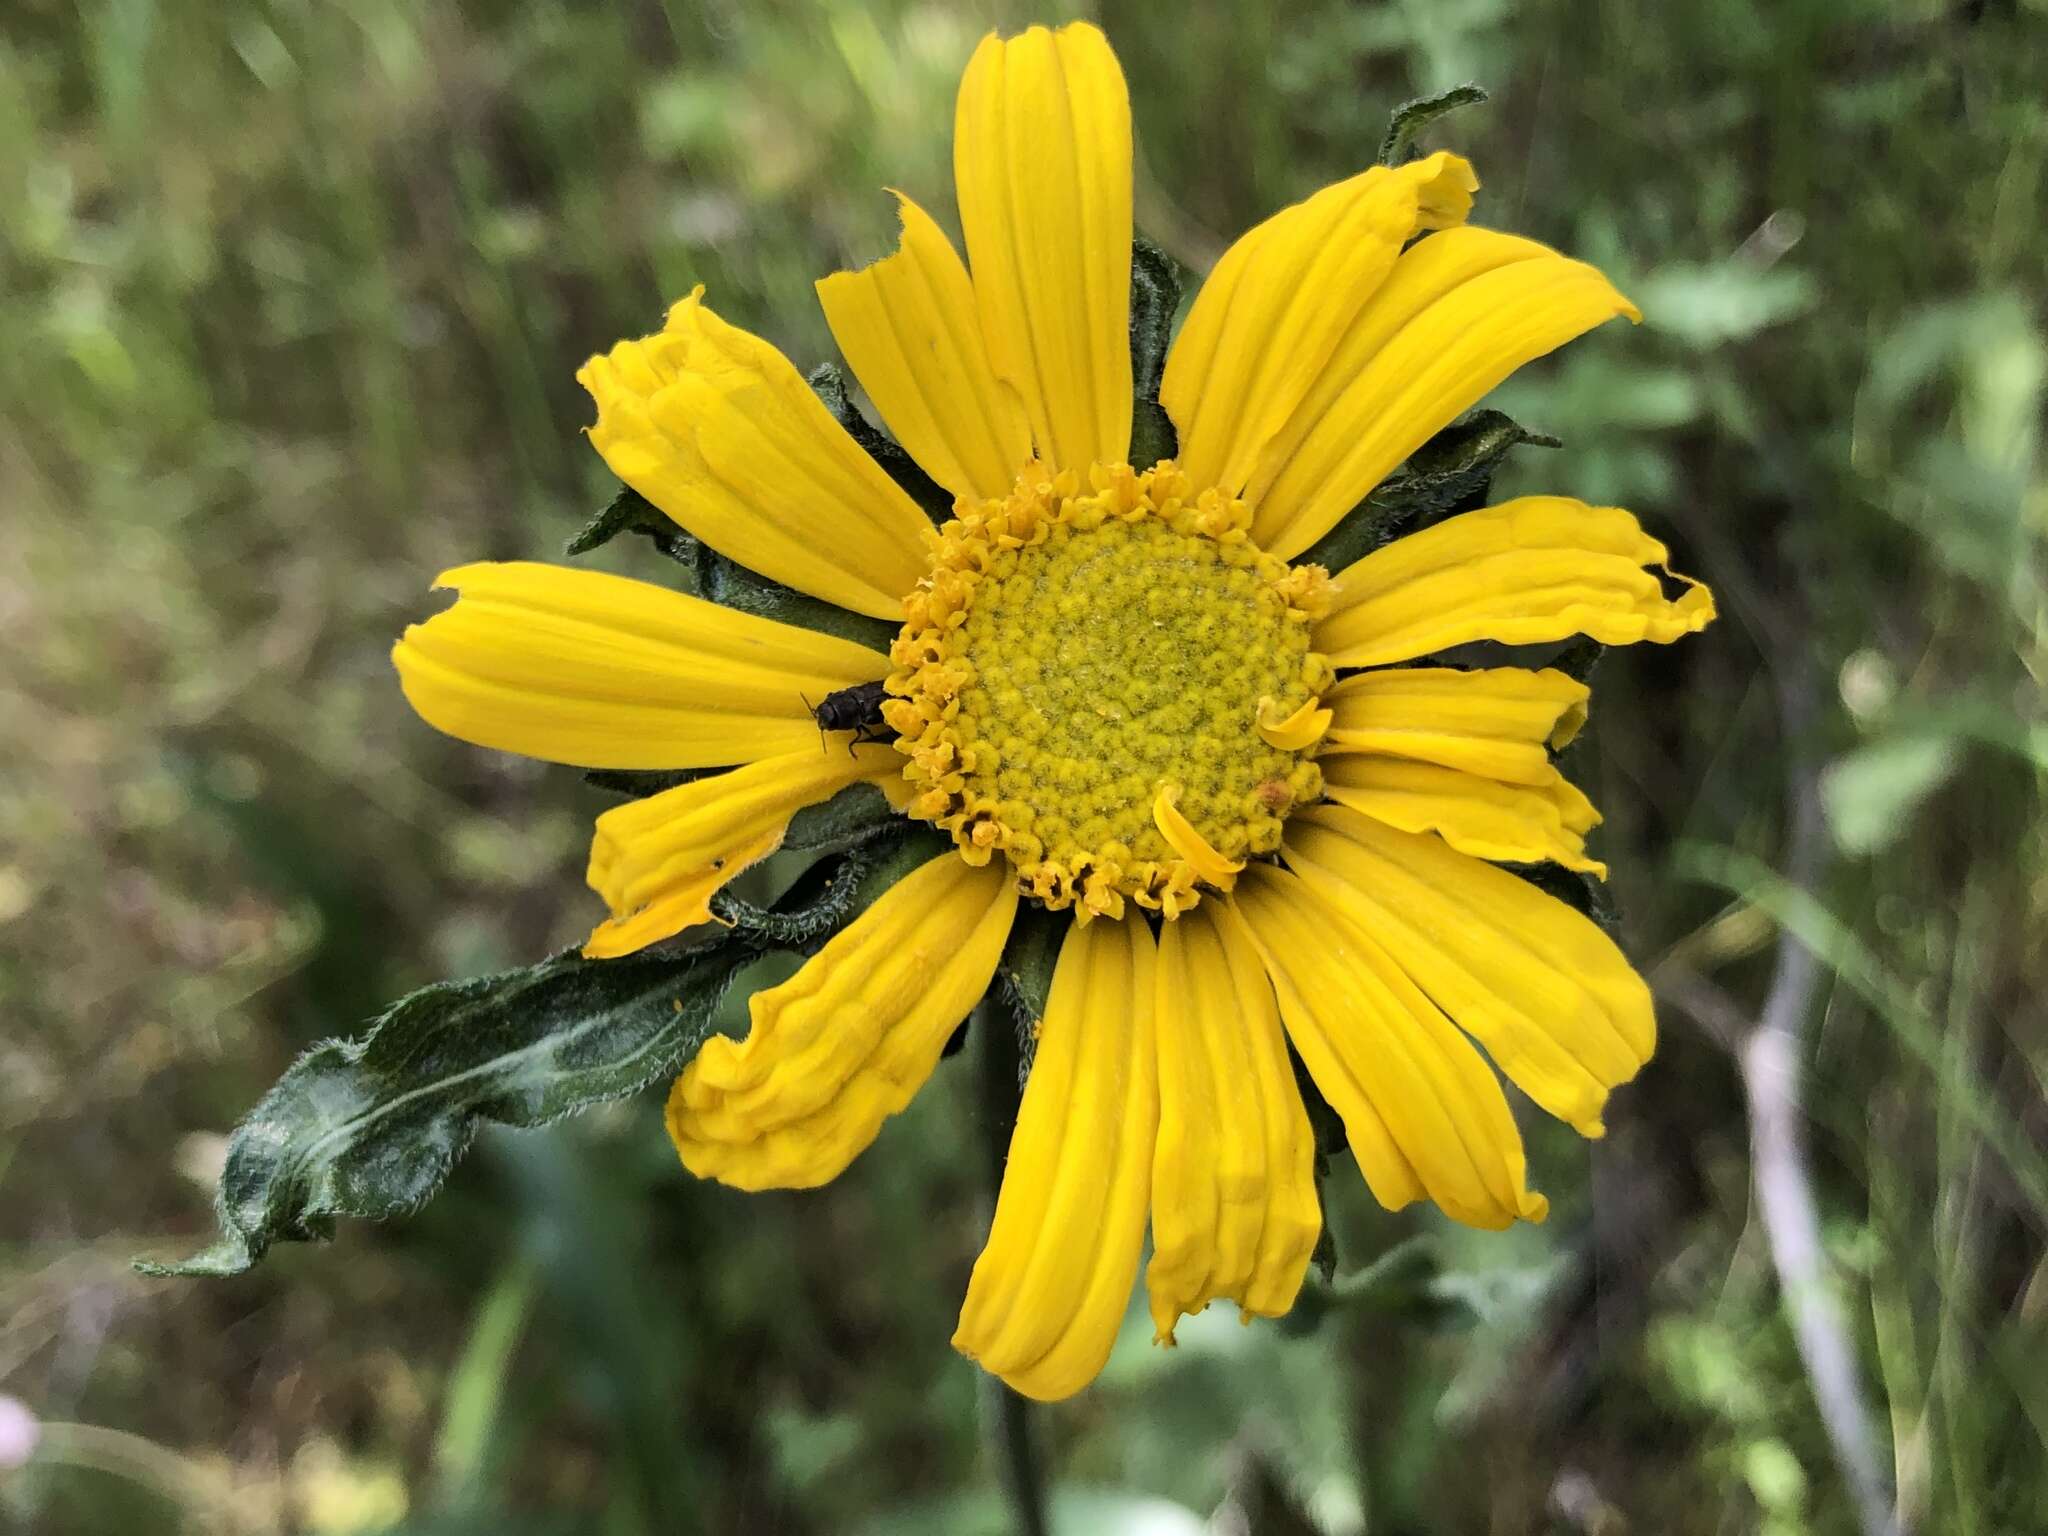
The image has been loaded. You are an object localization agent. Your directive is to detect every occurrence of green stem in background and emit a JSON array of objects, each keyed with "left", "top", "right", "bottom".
[{"left": 972, "top": 996, "right": 1049, "bottom": 1536}]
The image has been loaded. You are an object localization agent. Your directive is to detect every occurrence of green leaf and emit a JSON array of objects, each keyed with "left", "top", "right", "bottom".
[
  {"left": 712, "top": 825, "right": 943, "bottom": 945},
  {"left": 711, "top": 842, "right": 888, "bottom": 945},
  {"left": 1820, "top": 731, "right": 1962, "bottom": 854},
  {"left": 809, "top": 361, "right": 954, "bottom": 521},
  {"left": 563, "top": 482, "right": 692, "bottom": 565},
  {"left": 1295, "top": 408, "right": 1557, "bottom": 572},
  {"left": 1632, "top": 259, "right": 1818, "bottom": 348},
  {"left": 1129, "top": 234, "right": 1183, "bottom": 470},
  {"left": 136, "top": 943, "right": 753, "bottom": 1278},
  {"left": 1378, "top": 83, "right": 1488, "bottom": 167}
]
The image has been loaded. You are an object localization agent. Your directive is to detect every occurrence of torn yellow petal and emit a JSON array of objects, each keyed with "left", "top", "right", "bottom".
[
  {"left": 1231, "top": 865, "right": 1547, "bottom": 1230},
  {"left": 1162, "top": 152, "right": 1476, "bottom": 498},
  {"left": 1249, "top": 232, "right": 1641, "bottom": 559},
  {"left": 1148, "top": 904, "right": 1319, "bottom": 1341},
  {"left": 1256, "top": 694, "right": 1333, "bottom": 751},
  {"left": 1153, "top": 785, "right": 1245, "bottom": 887},
  {"left": 954, "top": 22, "right": 1132, "bottom": 474},
  {"left": 669, "top": 852, "right": 1017, "bottom": 1187},
  {"left": 1283, "top": 803, "right": 1654, "bottom": 1138},
  {"left": 578, "top": 288, "right": 931, "bottom": 619},
  {"left": 1320, "top": 753, "right": 1606, "bottom": 877},
  {"left": 583, "top": 744, "right": 902, "bottom": 957},
  {"left": 1315, "top": 497, "right": 1717, "bottom": 668},
  {"left": 392, "top": 561, "right": 887, "bottom": 769},
  {"left": 1319, "top": 666, "right": 1591, "bottom": 785},
  {"left": 816, "top": 191, "right": 1033, "bottom": 501},
  {"left": 954, "top": 915, "right": 1157, "bottom": 1401}
]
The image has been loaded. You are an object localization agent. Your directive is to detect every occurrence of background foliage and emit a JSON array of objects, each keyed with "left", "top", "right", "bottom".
[{"left": 3, "top": 0, "right": 2044, "bottom": 1532}]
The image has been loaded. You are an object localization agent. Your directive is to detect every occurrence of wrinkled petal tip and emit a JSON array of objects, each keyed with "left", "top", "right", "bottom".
[
  {"left": 1519, "top": 1189, "right": 1550, "bottom": 1223},
  {"left": 1256, "top": 694, "right": 1333, "bottom": 750},
  {"left": 1412, "top": 150, "right": 1481, "bottom": 229},
  {"left": 1153, "top": 785, "right": 1245, "bottom": 886}
]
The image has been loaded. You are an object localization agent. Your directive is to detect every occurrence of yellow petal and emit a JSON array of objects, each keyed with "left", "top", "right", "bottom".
[
  {"left": 583, "top": 744, "right": 903, "bottom": 957},
  {"left": 668, "top": 852, "right": 1017, "bottom": 1187},
  {"left": 1315, "top": 497, "right": 1717, "bottom": 667},
  {"left": 1162, "top": 153, "right": 1477, "bottom": 498},
  {"left": 1230, "top": 865, "right": 1547, "bottom": 1230},
  {"left": 1320, "top": 753, "right": 1605, "bottom": 876},
  {"left": 1148, "top": 904, "right": 1320, "bottom": 1340},
  {"left": 1248, "top": 230, "right": 1640, "bottom": 558},
  {"left": 1153, "top": 785, "right": 1245, "bottom": 887},
  {"left": 1256, "top": 694, "right": 1333, "bottom": 751},
  {"left": 578, "top": 288, "right": 931, "bottom": 619},
  {"left": 1282, "top": 804, "right": 1653, "bottom": 1138},
  {"left": 1320, "top": 666, "right": 1590, "bottom": 785},
  {"left": 954, "top": 914, "right": 1157, "bottom": 1400},
  {"left": 816, "top": 192, "right": 1033, "bottom": 502},
  {"left": 393, "top": 561, "right": 887, "bottom": 769},
  {"left": 954, "top": 22, "right": 1132, "bottom": 474}
]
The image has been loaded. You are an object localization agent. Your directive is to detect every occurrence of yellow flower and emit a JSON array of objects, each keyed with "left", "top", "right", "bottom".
[{"left": 392, "top": 21, "right": 1715, "bottom": 1400}]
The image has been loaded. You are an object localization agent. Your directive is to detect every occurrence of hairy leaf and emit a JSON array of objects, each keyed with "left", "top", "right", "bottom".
[
  {"left": 564, "top": 482, "right": 693, "bottom": 565},
  {"left": 137, "top": 945, "right": 752, "bottom": 1278},
  {"left": 1129, "top": 234, "right": 1183, "bottom": 470},
  {"left": 1378, "top": 82, "right": 1488, "bottom": 167}
]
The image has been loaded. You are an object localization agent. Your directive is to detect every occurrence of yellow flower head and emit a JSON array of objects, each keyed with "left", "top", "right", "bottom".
[{"left": 391, "top": 21, "right": 1715, "bottom": 1401}]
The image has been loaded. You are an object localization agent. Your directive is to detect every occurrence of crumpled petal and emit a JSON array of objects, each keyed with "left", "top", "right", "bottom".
[
  {"left": 584, "top": 744, "right": 902, "bottom": 957},
  {"left": 1147, "top": 903, "right": 1320, "bottom": 1340},
  {"left": 1315, "top": 497, "right": 1717, "bottom": 668},
  {"left": 668, "top": 851, "right": 1017, "bottom": 1186},
  {"left": 579, "top": 289, "right": 932, "bottom": 618},
  {"left": 954, "top": 914, "right": 1157, "bottom": 1400},
  {"left": 392, "top": 561, "right": 887, "bottom": 769}
]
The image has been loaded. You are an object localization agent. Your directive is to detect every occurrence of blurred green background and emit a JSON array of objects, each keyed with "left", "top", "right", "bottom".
[{"left": 4, "top": 0, "right": 2044, "bottom": 1531}]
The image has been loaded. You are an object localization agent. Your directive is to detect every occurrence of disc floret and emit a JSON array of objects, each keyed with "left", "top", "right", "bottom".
[{"left": 885, "top": 461, "right": 1333, "bottom": 920}]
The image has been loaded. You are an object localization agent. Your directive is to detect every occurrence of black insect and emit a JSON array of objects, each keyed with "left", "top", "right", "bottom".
[{"left": 808, "top": 680, "right": 891, "bottom": 752}]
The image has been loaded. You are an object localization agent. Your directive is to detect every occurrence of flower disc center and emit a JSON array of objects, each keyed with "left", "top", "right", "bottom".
[{"left": 885, "top": 463, "right": 1332, "bottom": 919}]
